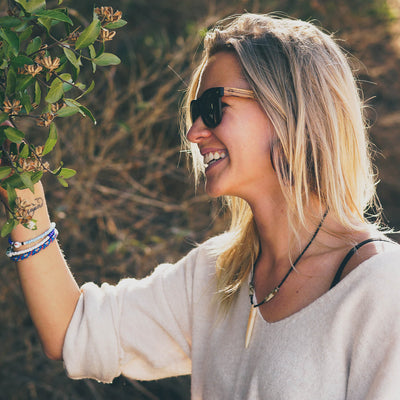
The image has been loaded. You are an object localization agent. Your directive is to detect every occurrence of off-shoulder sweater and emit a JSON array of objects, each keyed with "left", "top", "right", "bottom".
[{"left": 63, "top": 235, "right": 400, "bottom": 399}]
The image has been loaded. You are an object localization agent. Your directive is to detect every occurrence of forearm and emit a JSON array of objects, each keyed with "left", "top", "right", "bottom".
[{"left": 10, "top": 182, "right": 80, "bottom": 360}]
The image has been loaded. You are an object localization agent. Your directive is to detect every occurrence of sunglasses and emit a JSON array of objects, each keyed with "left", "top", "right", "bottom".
[{"left": 190, "top": 87, "right": 256, "bottom": 128}]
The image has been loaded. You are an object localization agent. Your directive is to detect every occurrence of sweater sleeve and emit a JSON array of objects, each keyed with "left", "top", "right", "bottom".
[
  {"left": 345, "top": 250, "right": 400, "bottom": 400},
  {"left": 63, "top": 242, "right": 215, "bottom": 383}
]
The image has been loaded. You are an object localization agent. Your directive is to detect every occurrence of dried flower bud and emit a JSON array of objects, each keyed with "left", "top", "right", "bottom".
[
  {"left": 10, "top": 148, "right": 50, "bottom": 173},
  {"left": 3, "top": 99, "right": 23, "bottom": 115},
  {"left": 38, "top": 56, "right": 60, "bottom": 72},
  {"left": 34, "top": 51, "right": 46, "bottom": 64},
  {"left": 110, "top": 10, "right": 122, "bottom": 22},
  {"left": 24, "top": 64, "right": 43, "bottom": 77},
  {"left": 95, "top": 6, "right": 122, "bottom": 23},
  {"left": 34, "top": 146, "right": 45, "bottom": 157},
  {"left": 37, "top": 112, "right": 55, "bottom": 127},
  {"left": 68, "top": 31, "right": 80, "bottom": 43},
  {"left": 14, "top": 197, "right": 33, "bottom": 224},
  {"left": 51, "top": 103, "right": 62, "bottom": 113},
  {"left": 100, "top": 28, "right": 116, "bottom": 41}
]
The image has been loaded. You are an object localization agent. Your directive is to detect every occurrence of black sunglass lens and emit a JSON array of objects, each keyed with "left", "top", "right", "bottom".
[
  {"left": 190, "top": 88, "right": 223, "bottom": 128},
  {"left": 202, "top": 90, "right": 221, "bottom": 128},
  {"left": 190, "top": 101, "right": 200, "bottom": 124}
]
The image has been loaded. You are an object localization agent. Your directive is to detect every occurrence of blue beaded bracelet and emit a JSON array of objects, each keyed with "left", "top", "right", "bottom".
[
  {"left": 6, "top": 227, "right": 57, "bottom": 257},
  {"left": 9, "top": 229, "right": 58, "bottom": 262},
  {"left": 8, "top": 222, "right": 56, "bottom": 248}
]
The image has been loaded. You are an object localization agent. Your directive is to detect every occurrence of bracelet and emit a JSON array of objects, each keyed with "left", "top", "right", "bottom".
[
  {"left": 8, "top": 222, "right": 56, "bottom": 248},
  {"left": 8, "top": 229, "right": 58, "bottom": 262},
  {"left": 6, "top": 228, "right": 57, "bottom": 257},
  {"left": 7, "top": 228, "right": 57, "bottom": 258}
]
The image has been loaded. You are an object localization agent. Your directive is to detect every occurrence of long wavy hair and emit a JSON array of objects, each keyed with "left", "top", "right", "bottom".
[{"left": 181, "top": 13, "right": 380, "bottom": 311}]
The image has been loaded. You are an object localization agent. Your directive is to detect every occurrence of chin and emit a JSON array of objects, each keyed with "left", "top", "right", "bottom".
[{"left": 205, "top": 182, "right": 225, "bottom": 198}]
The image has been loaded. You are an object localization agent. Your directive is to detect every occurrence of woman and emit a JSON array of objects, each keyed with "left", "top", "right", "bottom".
[{"left": 5, "top": 13, "right": 400, "bottom": 399}]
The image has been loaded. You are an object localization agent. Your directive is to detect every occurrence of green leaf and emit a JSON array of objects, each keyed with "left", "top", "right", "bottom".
[
  {"left": 96, "top": 41, "right": 105, "bottom": 58},
  {"left": 0, "top": 17, "right": 22, "bottom": 28},
  {"left": 37, "top": 17, "right": 52, "bottom": 33},
  {"left": 57, "top": 176, "right": 68, "bottom": 187},
  {"left": 23, "top": 219, "right": 37, "bottom": 230},
  {"left": 6, "top": 184, "right": 17, "bottom": 207},
  {"left": 74, "top": 82, "right": 85, "bottom": 90},
  {"left": 3, "top": 127, "right": 24, "bottom": 143},
  {"left": 75, "top": 18, "right": 101, "bottom": 50},
  {"left": 34, "top": 80, "right": 41, "bottom": 105},
  {"left": 31, "top": 171, "right": 43, "bottom": 184},
  {"left": 93, "top": 53, "right": 121, "bottom": 66},
  {"left": 63, "top": 47, "right": 80, "bottom": 69},
  {"left": 45, "top": 78, "right": 64, "bottom": 103},
  {"left": 89, "top": 44, "right": 96, "bottom": 73},
  {"left": 89, "top": 44, "right": 96, "bottom": 58},
  {"left": 15, "top": 0, "right": 46, "bottom": 13},
  {"left": 19, "top": 26, "right": 33, "bottom": 42},
  {"left": 46, "top": 78, "right": 63, "bottom": 103},
  {"left": 0, "top": 59, "right": 8, "bottom": 70},
  {"left": 0, "top": 112, "right": 8, "bottom": 124},
  {"left": 5, "top": 67, "right": 17, "bottom": 97},
  {"left": 34, "top": 10, "right": 73, "bottom": 25},
  {"left": 0, "top": 29, "right": 20, "bottom": 56},
  {"left": 15, "top": 21, "right": 30, "bottom": 34},
  {"left": 45, "top": 73, "right": 72, "bottom": 103},
  {"left": 9, "top": 143, "right": 18, "bottom": 155},
  {"left": 42, "top": 123, "right": 57, "bottom": 155},
  {"left": 26, "top": 36, "right": 42, "bottom": 55},
  {"left": 20, "top": 171, "right": 34, "bottom": 192},
  {"left": 19, "top": 142, "right": 29, "bottom": 158},
  {"left": 104, "top": 19, "right": 127, "bottom": 29},
  {"left": 58, "top": 168, "right": 76, "bottom": 179},
  {"left": 2, "top": 173, "right": 25, "bottom": 189},
  {"left": 55, "top": 105, "right": 79, "bottom": 117},
  {"left": 21, "top": 91, "right": 32, "bottom": 114},
  {"left": 65, "top": 98, "right": 96, "bottom": 124},
  {"left": 78, "top": 105, "right": 96, "bottom": 124},
  {"left": 0, "top": 166, "right": 11, "bottom": 179},
  {"left": 1, "top": 217, "right": 18, "bottom": 237},
  {"left": 16, "top": 74, "right": 34, "bottom": 91},
  {"left": 11, "top": 55, "right": 34, "bottom": 68},
  {"left": 76, "top": 80, "right": 94, "bottom": 100},
  {"left": 62, "top": 81, "right": 74, "bottom": 93}
]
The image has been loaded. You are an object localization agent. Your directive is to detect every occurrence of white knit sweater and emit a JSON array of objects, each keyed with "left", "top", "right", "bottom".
[{"left": 63, "top": 235, "right": 400, "bottom": 399}]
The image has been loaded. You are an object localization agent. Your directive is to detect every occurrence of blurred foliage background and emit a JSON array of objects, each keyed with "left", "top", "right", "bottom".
[{"left": 0, "top": 0, "right": 399, "bottom": 398}]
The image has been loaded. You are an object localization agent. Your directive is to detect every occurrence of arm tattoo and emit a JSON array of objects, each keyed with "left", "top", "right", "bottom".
[{"left": 27, "top": 197, "right": 44, "bottom": 217}]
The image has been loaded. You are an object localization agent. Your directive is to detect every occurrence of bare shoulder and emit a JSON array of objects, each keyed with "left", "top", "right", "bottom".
[{"left": 341, "top": 238, "right": 400, "bottom": 281}]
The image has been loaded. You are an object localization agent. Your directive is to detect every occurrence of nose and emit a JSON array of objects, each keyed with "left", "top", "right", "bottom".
[{"left": 186, "top": 118, "right": 212, "bottom": 143}]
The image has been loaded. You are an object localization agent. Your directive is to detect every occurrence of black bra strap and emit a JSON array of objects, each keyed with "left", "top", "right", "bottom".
[{"left": 329, "top": 238, "right": 393, "bottom": 289}]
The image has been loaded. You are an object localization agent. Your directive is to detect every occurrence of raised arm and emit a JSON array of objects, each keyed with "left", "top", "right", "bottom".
[{"left": 7, "top": 182, "right": 81, "bottom": 360}]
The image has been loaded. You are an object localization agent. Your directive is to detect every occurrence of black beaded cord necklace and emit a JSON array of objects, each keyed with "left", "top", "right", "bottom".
[{"left": 245, "top": 209, "right": 328, "bottom": 348}]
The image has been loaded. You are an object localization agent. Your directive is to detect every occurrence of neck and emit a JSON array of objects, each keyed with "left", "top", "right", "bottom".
[
  {"left": 249, "top": 196, "right": 329, "bottom": 269},
  {"left": 250, "top": 199, "right": 290, "bottom": 265}
]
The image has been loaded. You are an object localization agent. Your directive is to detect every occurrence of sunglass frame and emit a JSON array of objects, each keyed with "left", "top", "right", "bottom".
[{"left": 190, "top": 87, "right": 256, "bottom": 128}]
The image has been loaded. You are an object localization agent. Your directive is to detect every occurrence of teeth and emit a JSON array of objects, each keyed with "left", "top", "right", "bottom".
[{"left": 203, "top": 151, "right": 227, "bottom": 167}]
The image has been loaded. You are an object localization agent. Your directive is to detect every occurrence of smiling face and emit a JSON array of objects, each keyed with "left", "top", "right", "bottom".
[{"left": 187, "top": 52, "right": 280, "bottom": 204}]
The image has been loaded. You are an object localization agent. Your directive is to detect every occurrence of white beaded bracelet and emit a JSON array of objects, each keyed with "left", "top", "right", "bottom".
[
  {"left": 6, "top": 228, "right": 58, "bottom": 258},
  {"left": 8, "top": 222, "right": 56, "bottom": 248}
]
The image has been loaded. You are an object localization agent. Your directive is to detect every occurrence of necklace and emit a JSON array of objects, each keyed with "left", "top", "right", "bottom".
[{"left": 245, "top": 209, "right": 328, "bottom": 348}]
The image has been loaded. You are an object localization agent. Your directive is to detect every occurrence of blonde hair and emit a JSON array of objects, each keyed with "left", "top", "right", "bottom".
[{"left": 181, "top": 13, "right": 380, "bottom": 310}]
